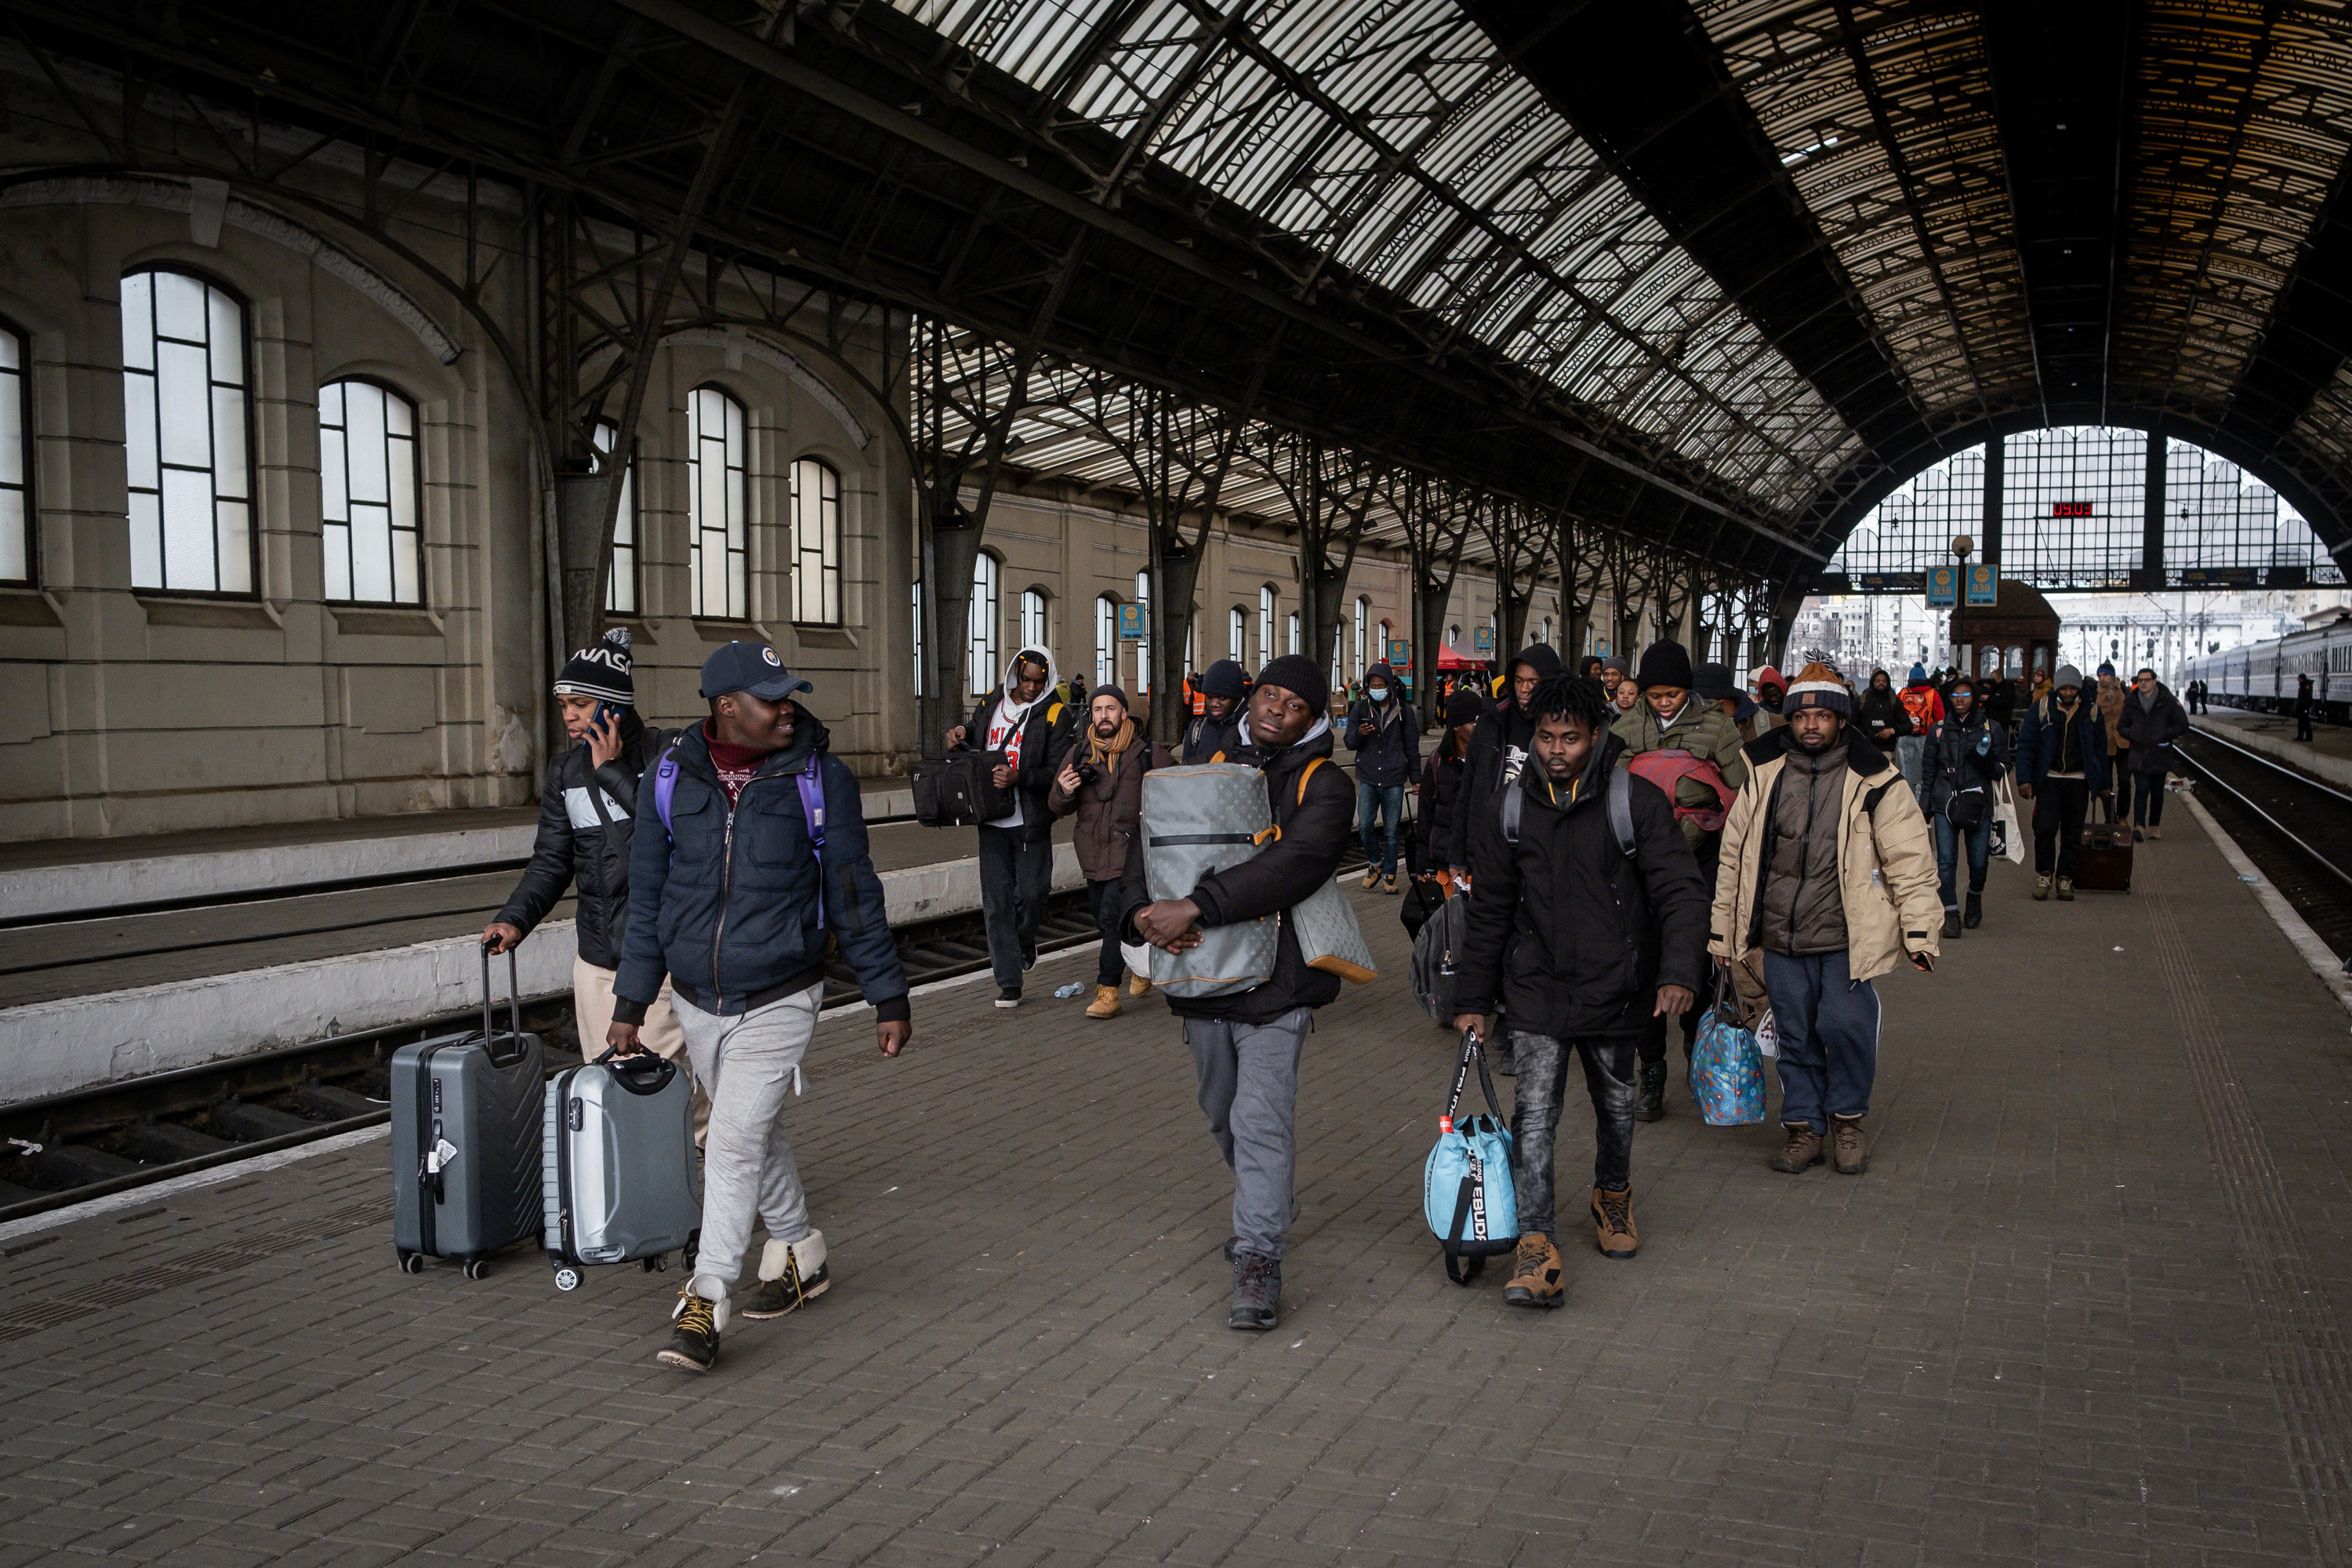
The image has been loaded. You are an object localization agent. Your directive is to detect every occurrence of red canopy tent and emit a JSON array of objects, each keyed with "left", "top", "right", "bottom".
[{"left": 1435, "top": 643, "right": 1486, "bottom": 670}]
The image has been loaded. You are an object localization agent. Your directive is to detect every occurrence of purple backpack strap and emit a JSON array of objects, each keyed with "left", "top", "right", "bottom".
[
  {"left": 653, "top": 742, "right": 682, "bottom": 837},
  {"left": 796, "top": 751, "right": 826, "bottom": 930}
]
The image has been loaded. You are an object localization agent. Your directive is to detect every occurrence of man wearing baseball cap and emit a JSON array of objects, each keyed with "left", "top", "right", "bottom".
[{"left": 610, "top": 641, "right": 911, "bottom": 1374}]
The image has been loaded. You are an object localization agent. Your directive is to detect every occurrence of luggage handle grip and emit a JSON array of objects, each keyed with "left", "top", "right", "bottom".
[
  {"left": 476, "top": 938, "right": 527, "bottom": 1065},
  {"left": 587, "top": 1047, "right": 678, "bottom": 1095}
]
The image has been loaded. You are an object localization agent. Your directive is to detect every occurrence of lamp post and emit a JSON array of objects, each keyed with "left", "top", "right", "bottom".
[{"left": 1951, "top": 535, "right": 1973, "bottom": 678}]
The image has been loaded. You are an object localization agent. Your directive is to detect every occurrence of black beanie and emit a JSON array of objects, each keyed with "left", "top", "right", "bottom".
[
  {"left": 554, "top": 626, "right": 633, "bottom": 705},
  {"left": 1443, "top": 689, "right": 1484, "bottom": 726},
  {"left": 1088, "top": 684, "right": 1131, "bottom": 710},
  {"left": 1253, "top": 653, "right": 1329, "bottom": 714},
  {"left": 1201, "top": 659, "right": 1248, "bottom": 700},
  {"left": 1635, "top": 638, "right": 1693, "bottom": 691}
]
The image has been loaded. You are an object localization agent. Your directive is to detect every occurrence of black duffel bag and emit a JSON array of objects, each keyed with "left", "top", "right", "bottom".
[{"left": 910, "top": 750, "right": 1014, "bottom": 826}]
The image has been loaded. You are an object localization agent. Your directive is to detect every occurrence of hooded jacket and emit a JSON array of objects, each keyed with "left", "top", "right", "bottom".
[
  {"left": 1453, "top": 731, "right": 1709, "bottom": 1036},
  {"left": 495, "top": 710, "right": 670, "bottom": 971},
  {"left": 1118, "top": 714, "right": 1356, "bottom": 1023},
  {"left": 1180, "top": 706, "right": 1247, "bottom": 764},
  {"left": 613, "top": 706, "right": 909, "bottom": 1024},
  {"left": 1445, "top": 643, "right": 1565, "bottom": 871},
  {"left": 1918, "top": 697, "right": 2009, "bottom": 818},
  {"left": 1343, "top": 662, "right": 1421, "bottom": 788},
  {"left": 2115, "top": 681, "right": 2189, "bottom": 775},
  {"left": 1856, "top": 674, "right": 1912, "bottom": 754},
  {"left": 1708, "top": 724, "right": 1944, "bottom": 982},
  {"left": 2015, "top": 691, "right": 2111, "bottom": 792},
  {"left": 1416, "top": 724, "right": 1472, "bottom": 872},
  {"left": 959, "top": 645, "right": 1075, "bottom": 838}
]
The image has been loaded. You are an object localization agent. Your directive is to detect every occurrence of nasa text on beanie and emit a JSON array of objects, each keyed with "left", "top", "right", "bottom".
[{"left": 554, "top": 626, "right": 635, "bottom": 706}]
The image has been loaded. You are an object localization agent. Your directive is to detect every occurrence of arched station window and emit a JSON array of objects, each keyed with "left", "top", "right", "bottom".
[
  {"left": 318, "top": 380, "right": 422, "bottom": 605},
  {"left": 0, "top": 319, "right": 27, "bottom": 585},
  {"left": 1287, "top": 612, "right": 1300, "bottom": 656},
  {"left": 1229, "top": 606, "right": 1246, "bottom": 662},
  {"left": 1259, "top": 585, "right": 1276, "bottom": 666},
  {"left": 1094, "top": 594, "right": 1117, "bottom": 688},
  {"left": 592, "top": 419, "right": 637, "bottom": 615},
  {"left": 1021, "top": 587, "right": 1048, "bottom": 655},
  {"left": 790, "top": 457, "right": 841, "bottom": 625},
  {"left": 122, "top": 269, "right": 251, "bottom": 593},
  {"left": 687, "top": 387, "right": 746, "bottom": 619},
  {"left": 969, "top": 550, "right": 1000, "bottom": 694}
]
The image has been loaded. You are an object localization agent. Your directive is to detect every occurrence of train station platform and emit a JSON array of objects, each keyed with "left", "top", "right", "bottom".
[
  {"left": 2192, "top": 707, "right": 2352, "bottom": 791},
  {"left": 4, "top": 800, "right": 2348, "bottom": 1564}
]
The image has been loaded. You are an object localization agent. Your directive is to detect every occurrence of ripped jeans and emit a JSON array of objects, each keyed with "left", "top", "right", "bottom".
[{"left": 1505, "top": 1031, "right": 1639, "bottom": 1237}]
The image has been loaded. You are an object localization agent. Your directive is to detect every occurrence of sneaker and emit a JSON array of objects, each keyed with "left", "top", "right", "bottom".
[
  {"left": 1771, "top": 1123, "right": 1825, "bottom": 1174},
  {"left": 2034, "top": 875, "right": 2052, "bottom": 902},
  {"left": 995, "top": 988, "right": 1022, "bottom": 1009},
  {"left": 1085, "top": 984, "right": 1120, "bottom": 1019},
  {"left": 1964, "top": 892, "right": 1983, "bottom": 929},
  {"left": 1591, "top": 1188, "right": 1638, "bottom": 1259},
  {"left": 1382, "top": 873, "right": 1399, "bottom": 895},
  {"left": 2147, "top": 826, "right": 2161, "bottom": 840},
  {"left": 1127, "top": 971, "right": 1152, "bottom": 997},
  {"left": 739, "top": 1233, "right": 829, "bottom": 1319},
  {"left": 2057, "top": 875, "right": 2075, "bottom": 902},
  {"left": 659, "top": 1283, "right": 727, "bottom": 1372},
  {"left": 1503, "top": 1232, "right": 1564, "bottom": 1308},
  {"left": 1635, "top": 1058, "right": 1667, "bottom": 1122},
  {"left": 1940, "top": 908, "right": 1962, "bottom": 940},
  {"left": 1020, "top": 940, "right": 1038, "bottom": 972},
  {"left": 1831, "top": 1116, "right": 1867, "bottom": 1176},
  {"left": 1229, "top": 1251, "right": 1282, "bottom": 1330},
  {"left": 2132, "top": 828, "right": 2143, "bottom": 843},
  {"left": 1361, "top": 869, "right": 1380, "bottom": 891}
]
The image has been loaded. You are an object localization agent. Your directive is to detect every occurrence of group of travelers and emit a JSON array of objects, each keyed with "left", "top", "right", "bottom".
[{"left": 485, "top": 612, "right": 2193, "bottom": 1355}]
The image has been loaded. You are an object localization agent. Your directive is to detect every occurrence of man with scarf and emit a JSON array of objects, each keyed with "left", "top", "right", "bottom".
[
  {"left": 1345, "top": 660, "right": 1420, "bottom": 894},
  {"left": 2015, "top": 663, "right": 2110, "bottom": 902},
  {"left": 1122, "top": 654, "right": 1355, "bottom": 1332},
  {"left": 2092, "top": 662, "right": 2132, "bottom": 824},
  {"left": 1049, "top": 685, "right": 1170, "bottom": 1018},
  {"left": 946, "top": 645, "right": 1071, "bottom": 1007},
  {"left": 2116, "top": 667, "right": 2189, "bottom": 840}
]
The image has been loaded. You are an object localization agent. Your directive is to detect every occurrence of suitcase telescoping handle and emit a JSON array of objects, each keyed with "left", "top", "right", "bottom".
[{"left": 476, "top": 937, "right": 527, "bottom": 1065}]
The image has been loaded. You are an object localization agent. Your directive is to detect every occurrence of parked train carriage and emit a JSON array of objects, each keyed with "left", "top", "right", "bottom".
[{"left": 2180, "top": 616, "right": 2352, "bottom": 724}]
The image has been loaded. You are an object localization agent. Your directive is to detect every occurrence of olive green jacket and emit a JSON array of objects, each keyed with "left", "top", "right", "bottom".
[{"left": 1610, "top": 699, "right": 1751, "bottom": 850}]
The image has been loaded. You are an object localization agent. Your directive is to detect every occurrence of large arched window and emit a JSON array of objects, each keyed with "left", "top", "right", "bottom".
[
  {"left": 122, "top": 269, "right": 251, "bottom": 593},
  {"left": 593, "top": 419, "right": 637, "bottom": 615},
  {"left": 1020, "top": 587, "right": 1048, "bottom": 656},
  {"left": 790, "top": 457, "right": 840, "bottom": 625},
  {"left": 687, "top": 386, "right": 746, "bottom": 619},
  {"left": 968, "top": 550, "right": 1000, "bottom": 694},
  {"left": 1287, "top": 611, "right": 1300, "bottom": 656},
  {"left": 0, "top": 319, "right": 26, "bottom": 585},
  {"left": 1094, "top": 594, "right": 1117, "bottom": 688},
  {"left": 1259, "top": 585, "right": 1276, "bottom": 667},
  {"left": 1229, "top": 606, "right": 1246, "bottom": 662},
  {"left": 319, "top": 380, "right": 421, "bottom": 605}
]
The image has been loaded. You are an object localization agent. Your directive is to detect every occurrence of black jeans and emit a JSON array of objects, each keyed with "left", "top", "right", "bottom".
[
  {"left": 2107, "top": 766, "right": 2132, "bottom": 824},
  {"left": 2298, "top": 706, "right": 2314, "bottom": 741},
  {"left": 977, "top": 822, "right": 1054, "bottom": 992},
  {"left": 2130, "top": 771, "right": 2166, "bottom": 828},
  {"left": 2031, "top": 777, "right": 2090, "bottom": 877},
  {"left": 1507, "top": 1031, "right": 1639, "bottom": 1235},
  {"left": 1087, "top": 877, "right": 1126, "bottom": 986}
]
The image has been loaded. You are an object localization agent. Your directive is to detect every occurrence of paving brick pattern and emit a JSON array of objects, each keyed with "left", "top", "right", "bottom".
[{"left": 3, "top": 806, "right": 2348, "bottom": 1566}]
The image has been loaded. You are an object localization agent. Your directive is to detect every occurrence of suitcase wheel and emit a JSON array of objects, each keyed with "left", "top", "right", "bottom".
[
  {"left": 397, "top": 1250, "right": 424, "bottom": 1276},
  {"left": 640, "top": 1256, "right": 666, "bottom": 1273},
  {"left": 552, "top": 1265, "right": 581, "bottom": 1293},
  {"left": 462, "top": 1258, "right": 488, "bottom": 1281}
]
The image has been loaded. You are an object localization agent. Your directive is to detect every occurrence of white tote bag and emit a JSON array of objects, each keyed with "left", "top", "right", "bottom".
[{"left": 1990, "top": 776, "right": 2026, "bottom": 865}]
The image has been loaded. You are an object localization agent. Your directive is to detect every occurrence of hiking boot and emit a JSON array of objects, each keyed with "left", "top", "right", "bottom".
[
  {"left": 1635, "top": 1058, "right": 1667, "bottom": 1122},
  {"left": 1964, "top": 892, "right": 1983, "bottom": 929},
  {"left": 659, "top": 1282, "right": 728, "bottom": 1372},
  {"left": 1771, "top": 1123, "right": 1825, "bottom": 1173},
  {"left": 1591, "top": 1187, "right": 1638, "bottom": 1259},
  {"left": 995, "top": 988, "right": 1022, "bottom": 1009},
  {"left": 1085, "top": 985, "right": 1120, "bottom": 1019},
  {"left": 1941, "top": 908, "right": 1962, "bottom": 940},
  {"left": 1831, "top": 1117, "right": 1867, "bottom": 1176},
  {"left": 2057, "top": 875, "right": 2075, "bottom": 901},
  {"left": 739, "top": 1233, "right": 829, "bottom": 1319},
  {"left": 1127, "top": 971, "right": 1152, "bottom": 997},
  {"left": 2034, "top": 875, "right": 2052, "bottom": 902},
  {"left": 1503, "top": 1232, "right": 1565, "bottom": 1308},
  {"left": 1229, "top": 1251, "right": 1281, "bottom": 1330},
  {"left": 1382, "top": 873, "right": 1399, "bottom": 895},
  {"left": 1361, "top": 869, "right": 1381, "bottom": 891}
]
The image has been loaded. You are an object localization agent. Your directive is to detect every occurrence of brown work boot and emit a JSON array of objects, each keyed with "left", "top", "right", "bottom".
[
  {"left": 1503, "top": 1232, "right": 1564, "bottom": 1309},
  {"left": 1771, "top": 1123, "right": 1825, "bottom": 1173},
  {"left": 1084, "top": 985, "right": 1120, "bottom": 1019},
  {"left": 2034, "top": 875, "right": 2051, "bottom": 901},
  {"left": 1831, "top": 1116, "right": 1867, "bottom": 1175},
  {"left": 1590, "top": 1187, "right": 1638, "bottom": 1259},
  {"left": 1361, "top": 869, "right": 1381, "bottom": 890},
  {"left": 1127, "top": 971, "right": 1152, "bottom": 997}
]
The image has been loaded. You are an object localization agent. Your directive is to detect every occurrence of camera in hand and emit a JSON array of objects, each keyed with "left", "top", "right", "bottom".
[{"left": 1073, "top": 759, "right": 1102, "bottom": 786}]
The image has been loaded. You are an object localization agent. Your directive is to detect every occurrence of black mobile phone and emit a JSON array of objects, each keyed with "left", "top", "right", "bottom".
[{"left": 592, "top": 700, "right": 624, "bottom": 731}]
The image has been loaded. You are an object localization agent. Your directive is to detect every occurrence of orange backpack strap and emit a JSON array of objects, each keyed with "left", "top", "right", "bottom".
[{"left": 1297, "top": 755, "right": 1326, "bottom": 805}]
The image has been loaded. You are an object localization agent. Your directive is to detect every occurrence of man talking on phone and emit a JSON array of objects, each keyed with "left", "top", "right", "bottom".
[{"left": 485, "top": 626, "right": 691, "bottom": 1087}]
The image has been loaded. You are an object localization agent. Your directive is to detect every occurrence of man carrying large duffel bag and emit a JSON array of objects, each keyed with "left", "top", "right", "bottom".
[{"left": 1121, "top": 653, "right": 1355, "bottom": 1333}]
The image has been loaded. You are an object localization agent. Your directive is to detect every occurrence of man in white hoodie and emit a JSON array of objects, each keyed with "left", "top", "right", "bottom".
[{"left": 945, "top": 646, "right": 1073, "bottom": 1007}]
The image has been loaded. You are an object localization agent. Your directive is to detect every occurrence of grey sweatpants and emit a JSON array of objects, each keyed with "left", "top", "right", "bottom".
[
  {"left": 1185, "top": 1007, "right": 1310, "bottom": 1261},
  {"left": 673, "top": 984, "right": 822, "bottom": 1297}
]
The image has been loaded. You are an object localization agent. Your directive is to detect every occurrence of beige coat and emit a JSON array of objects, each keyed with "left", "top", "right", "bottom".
[{"left": 1708, "top": 730, "right": 1944, "bottom": 982}]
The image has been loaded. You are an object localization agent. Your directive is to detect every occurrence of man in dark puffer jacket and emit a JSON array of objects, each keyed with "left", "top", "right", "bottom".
[{"left": 486, "top": 626, "right": 685, "bottom": 1071}]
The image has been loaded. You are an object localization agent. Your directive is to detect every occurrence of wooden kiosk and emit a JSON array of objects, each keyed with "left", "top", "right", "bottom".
[{"left": 1951, "top": 579, "right": 2061, "bottom": 689}]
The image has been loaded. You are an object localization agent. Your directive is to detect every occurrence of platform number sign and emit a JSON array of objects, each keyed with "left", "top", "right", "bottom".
[
  {"left": 1116, "top": 604, "right": 1147, "bottom": 641},
  {"left": 1965, "top": 563, "right": 1998, "bottom": 606},
  {"left": 1388, "top": 638, "right": 1410, "bottom": 665},
  {"left": 1926, "top": 564, "right": 1958, "bottom": 608}
]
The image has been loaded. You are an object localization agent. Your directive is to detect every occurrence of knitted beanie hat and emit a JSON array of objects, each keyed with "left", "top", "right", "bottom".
[
  {"left": 1784, "top": 659, "right": 1851, "bottom": 717},
  {"left": 1635, "top": 638, "right": 1694, "bottom": 691},
  {"left": 1201, "top": 659, "right": 1248, "bottom": 700},
  {"left": 1254, "top": 653, "right": 1330, "bottom": 713},
  {"left": 554, "top": 626, "right": 633, "bottom": 705}
]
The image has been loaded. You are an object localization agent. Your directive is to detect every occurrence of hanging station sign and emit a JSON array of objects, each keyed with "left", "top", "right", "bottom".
[
  {"left": 1116, "top": 604, "right": 1148, "bottom": 641},
  {"left": 1925, "top": 564, "right": 1958, "bottom": 607},
  {"left": 1964, "top": 563, "right": 1999, "bottom": 605}
]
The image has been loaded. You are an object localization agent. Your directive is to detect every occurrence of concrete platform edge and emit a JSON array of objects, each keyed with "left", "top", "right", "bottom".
[
  {"left": 2177, "top": 789, "right": 2352, "bottom": 1018},
  {"left": 2191, "top": 711, "right": 2352, "bottom": 791}
]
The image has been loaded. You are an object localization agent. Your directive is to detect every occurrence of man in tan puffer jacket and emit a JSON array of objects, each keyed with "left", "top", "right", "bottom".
[{"left": 1709, "top": 661, "right": 1943, "bottom": 1178}]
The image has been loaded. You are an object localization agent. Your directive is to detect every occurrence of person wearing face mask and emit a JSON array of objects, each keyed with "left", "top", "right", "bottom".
[
  {"left": 2015, "top": 664, "right": 2111, "bottom": 901},
  {"left": 2114, "top": 666, "right": 2188, "bottom": 841},
  {"left": 1918, "top": 675, "right": 2008, "bottom": 936},
  {"left": 1711, "top": 661, "right": 1940, "bottom": 1178},
  {"left": 1345, "top": 661, "right": 1420, "bottom": 894},
  {"left": 1122, "top": 655, "right": 1356, "bottom": 1333}
]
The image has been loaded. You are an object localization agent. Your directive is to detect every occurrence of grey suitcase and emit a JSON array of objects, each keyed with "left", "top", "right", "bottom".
[
  {"left": 1140, "top": 762, "right": 1280, "bottom": 998},
  {"left": 544, "top": 1050, "right": 702, "bottom": 1292},
  {"left": 390, "top": 943, "right": 546, "bottom": 1279}
]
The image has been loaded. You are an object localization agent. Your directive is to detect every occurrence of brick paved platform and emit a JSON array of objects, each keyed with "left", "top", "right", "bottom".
[{"left": 4, "top": 801, "right": 2350, "bottom": 1566}]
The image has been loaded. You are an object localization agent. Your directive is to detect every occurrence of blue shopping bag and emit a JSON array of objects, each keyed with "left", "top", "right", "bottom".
[
  {"left": 1690, "top": 972, "right": 1767, "bottom": 1127},
  {"left": 1425, "top": 1029, "right": 1519, "bottom": 1284}
]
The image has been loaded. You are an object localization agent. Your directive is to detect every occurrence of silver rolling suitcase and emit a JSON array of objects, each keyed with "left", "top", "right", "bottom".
[
  {"left": 544, "top": 1050, "right": 702, "bottom": 1292},
  {"left": 390, "top": 942, "right": 546, "bottom": 1279}
]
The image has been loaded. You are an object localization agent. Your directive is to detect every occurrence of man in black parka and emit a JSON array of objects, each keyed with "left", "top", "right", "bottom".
[{"left": 1445, "top": 642, "right": 1566, "bottom": 884}]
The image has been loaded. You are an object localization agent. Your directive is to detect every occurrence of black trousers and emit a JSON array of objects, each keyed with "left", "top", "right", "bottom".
[
  {"left": 2031, "top": 777, "right": 2090, "bottom": 877},
  {"left": 1087, "top": 877, "right": 1126, "bottom": 987},
  {"left": 1507, "top": 1032, "right": 1639, "bottom": 1234},
  {"left": 2298, "top": 705, "right": 2315, "bottom": 741},
  {"left": 977, "top": 822, "right": 1054, "bottom": 992}
]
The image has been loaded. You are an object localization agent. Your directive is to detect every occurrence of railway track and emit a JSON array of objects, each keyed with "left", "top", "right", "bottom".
[{"left": 2170, "top": 730, "right": 2352, "bottom": 957}]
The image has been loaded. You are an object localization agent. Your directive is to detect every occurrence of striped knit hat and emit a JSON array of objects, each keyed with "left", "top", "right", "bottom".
[
  {"left": 1784, "top": 659, "right": 1851, "bottom": 717},
  {"left": 554, "top": 626, "right": 633, "bottom": 706}
]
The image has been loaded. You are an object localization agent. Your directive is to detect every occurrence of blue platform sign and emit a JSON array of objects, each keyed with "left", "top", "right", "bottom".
[
  {"left": 1388, "top": 638, "right": 1410, "bottom": 665},
  {"left": 1116, "top": 604, "right": 1148, "bottom": 641},
  {"left": 1474, "top": 626, "right": 1493, "bottom": 652},
  {"left": 1964, "top": 563, "right": 1998, "bottom": 606},
  {"left": 1925, "top": 564, "right": 1958, "bottom": 607}
]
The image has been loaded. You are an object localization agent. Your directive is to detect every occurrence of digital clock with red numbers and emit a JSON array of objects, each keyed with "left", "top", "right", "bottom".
[{"left": 2051, "top": 500, "right": 2093, "bottom": 518}]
